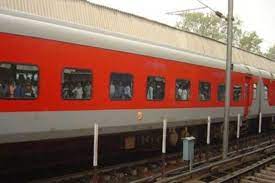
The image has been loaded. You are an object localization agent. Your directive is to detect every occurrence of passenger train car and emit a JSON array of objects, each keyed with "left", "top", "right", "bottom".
[{"left": 0, "top": 9, "right": 275, "bottom": 153}]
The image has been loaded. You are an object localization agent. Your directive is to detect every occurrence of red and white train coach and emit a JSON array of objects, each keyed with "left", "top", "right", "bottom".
[{"left": 0, "top": 9, "right": 275, "bottom": 148}]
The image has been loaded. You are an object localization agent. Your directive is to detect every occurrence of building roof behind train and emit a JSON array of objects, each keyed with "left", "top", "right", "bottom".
[{"left": 0, "top": 0, "right": 274, "bottom": 74}]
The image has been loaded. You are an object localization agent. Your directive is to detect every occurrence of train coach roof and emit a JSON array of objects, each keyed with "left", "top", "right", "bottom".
[{"left": 0, "top": 0, "right": 275, "bottom": 77}]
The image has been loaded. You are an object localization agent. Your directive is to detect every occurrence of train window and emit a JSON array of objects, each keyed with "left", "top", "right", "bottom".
[
  {"left": 199, "top": 81, "right": 211, "bottom": 101},
  {"left": 264, "top": 85, "right": 268, "bottom": 100},
  {"left": 217, "top": 84, "right": 225, "bottom": 101},
  {"left": 62, "top": 68, "right": 92, "bottom": 100},
  {"left": 253, "top": 84, "right": 257, "bottom": 100},
  {"left": 175, "top": 79, "right": 190, "bottom": 101},
  {"left": 110, "top": 73, "right": 133, "bottom": 100},
  {"left": 0, "top": 63, "right": 39, "bottom": 99},
  {"left": 233, "top": 85, "right": 242, "bottom": 101},
  {"left": 147, "top": 76, "right": 165, "bottom": 100}
]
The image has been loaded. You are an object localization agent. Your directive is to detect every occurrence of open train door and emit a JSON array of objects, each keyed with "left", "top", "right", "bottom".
[{"left": 244, "top": 75, "right": 252, "bottom": 119}]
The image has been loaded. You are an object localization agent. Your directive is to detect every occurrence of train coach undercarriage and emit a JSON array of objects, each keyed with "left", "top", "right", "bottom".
[{"left": 0, "top": 116, "right": 275, "bottom": 181}]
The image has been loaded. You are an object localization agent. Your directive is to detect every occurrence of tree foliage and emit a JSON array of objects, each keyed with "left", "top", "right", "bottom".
[
  {"left": 176, "top": 12, "right": 262, "bottom": 54},
  {"left": 176, "top": 12, "right": 227, "bottom": 41},
  {"left": 239, "top": 31, "right": 262, "bottom": 54},
  {"left": 265, "top": 44, "right": 275, "bottom": 60}
]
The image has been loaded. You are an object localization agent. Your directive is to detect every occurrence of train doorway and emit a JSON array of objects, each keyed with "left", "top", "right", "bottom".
[{"left": 244, "top": 75, "right": 252, "bottom": 118}]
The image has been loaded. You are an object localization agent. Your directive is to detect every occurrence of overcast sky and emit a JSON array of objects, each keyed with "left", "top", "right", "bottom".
[{"left": 88, "top": 0, "right": 275, "bottom": 51}]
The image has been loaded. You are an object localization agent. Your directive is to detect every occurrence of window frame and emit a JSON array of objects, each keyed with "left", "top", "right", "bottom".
[
  {"left": 61, "top": 67, "right": 93, "bottom": 101},
  {"left": 199, "top": 81, "right": 211, "bottom": 101},
  {"left": 0, "top": 62, "right": 40, "bottom": 100},
  {"left": 146, "top": 75, "right": 166, "bottom": 101},
  {"left": 217, "top": 83, "right": 225, "bottom": 102},
  {"left": 175, "top": 79, "right": 191, "bottom": 101},
  {"left": 109, "top": 72, "right": 134, "bottom": 101},
  {"left": 233, "top": 84, "right": 242, "bottom": 102}
]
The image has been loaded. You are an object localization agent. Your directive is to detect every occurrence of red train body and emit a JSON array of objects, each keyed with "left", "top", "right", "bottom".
[{"left": 0, "top": 10, "right": 275, "bottom": 145}]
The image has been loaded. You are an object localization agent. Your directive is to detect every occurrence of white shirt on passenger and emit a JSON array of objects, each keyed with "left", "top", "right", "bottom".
[
  {"left": 177, "top": 88, "right": 183, "bottom": 99},
  {"left": 181, "top": 89, "right": 188, "bottom": 100},
  {"left": 124, "top": 85, "right": 132, "bottom": 98},
  {"left": 110, "top": 84, "right": 115, "bottom": 97},
  {"left": 147, "top": 86, "right": 153, "bottom": 100},
  {"left": 73, "top": 87, "right": 83, "bottom": 99}
]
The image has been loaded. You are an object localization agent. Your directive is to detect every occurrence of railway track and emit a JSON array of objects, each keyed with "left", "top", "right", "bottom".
[
  {"left": 240, "top": 160, "right": 275, "bottom": 183},
  {"left": 209, "top": 155, "right": 275, "bottom": 183},
  {"left": 156, "top": 144, "right": 275, "bottom": 183},
  {"left": 30, "top": 131, "right": 275, "bottom": 183}
]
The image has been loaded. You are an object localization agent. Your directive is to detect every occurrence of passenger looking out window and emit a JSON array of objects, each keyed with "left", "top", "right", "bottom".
[
  {"left": 0, "top": 63, "right": 39, "bottom": 99},
  {"left": 110, "top": 81, "right": 115, "bottom": 97},
  {"left": 217, "top": 84, "right": 225, "bottom": 101},
  {"left": 83, "top": 81, "right": 91, "bottom": 99},
  {"left": 147, "top": 82, "right": 154, "bottom": 100},
  {"left": 124, "top": 84, "right": 132, "bottom": 98},
  {"left": 24, "top": 81, "right": 35, "bottom": 98},
  {"left": 72, "top": 82, "right": 84, "bottom": 99},
  {"left": 0, "top": 80, "right": 8, "bottom": 97},
  {"left": 176, "top": 79, "right": 190, "bottom": 101},
  {"left": 9, "top": 80, "right": 16, "bottom": 98},
  {"left": 199, "top": 81, "right": 211, "bottom": 101},
  {"left": 147, "top": 76, "right": 165, "bottom": 100},
  {"left": 233, "top": 85, "right": 242, "bottom": 101},
  {"left": 110, "top": 73, "right": 133, "bottom": 100},
  {"left": 62, "top": 68, "right": 92, "bottom": 100}
]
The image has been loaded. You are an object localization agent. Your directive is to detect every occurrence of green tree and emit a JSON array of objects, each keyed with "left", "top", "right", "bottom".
[
  {"left": 176, "top": 12, "right": 263, "bottom": 54},
  {"left": 239, "top": 31, "right": 262, "bottom": 54},
  {"left": 176, "top": 12, "right": 242, "bottom": 46},
  {"left": 265, "top": 44, "right": 275, "bottom": 60}
]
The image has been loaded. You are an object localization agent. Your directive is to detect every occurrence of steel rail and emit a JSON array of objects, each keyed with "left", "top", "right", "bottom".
[
  {"left": 154, "top": 143, "right": 275, "bottom": 183},
  {"left": 131, "top": 137, "right": 275, "bottom": 183},
  {"left": 209, "top": 155, "right": 275, "bottom": 183}
]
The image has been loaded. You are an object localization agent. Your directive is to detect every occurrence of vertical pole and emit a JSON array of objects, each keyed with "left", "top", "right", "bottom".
[
  {"left": 207, "top": 116, "right": 211, "bottom": 145},
  {"left": 92, "top": 123, "right": 99, "bottom": 183},
  {"left": 162, "top": 118, "right": 167, "bottom": 178},
  {"left": 237, "top": 114, "right": 240, "bottom": 139},
  {"left": 206, "top": 116, "right": 211, "bottom": 162},
  {"left": 223, "top": 0, "right": 234, "bottom": 160},
  {"left": 162, "top": 119, "right": 167, "bottom": 154},
  {"left": 237, "top": 114, "right": 240, "bottom": 152},
  {"left": 93, "top": 123, "right": 98, "bottom": 167},
  {"left": 189, "top": 149, "right": 192, "bottom": 171},
  {"left": 258, "top": 112, "right": 262, "bottom": 134}
]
